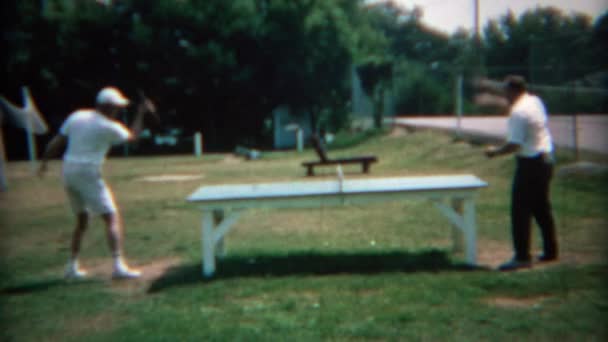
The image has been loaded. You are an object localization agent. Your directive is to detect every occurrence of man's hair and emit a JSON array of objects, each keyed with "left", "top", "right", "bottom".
[{"left": 504, "top": 75, "right": 527, "bottom": 93}]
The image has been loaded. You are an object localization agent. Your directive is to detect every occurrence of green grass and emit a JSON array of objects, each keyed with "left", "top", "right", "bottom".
[
  {"left": 1, "top": 129, "right": 607, "bottom": 341},
  {"left": 327, "top": 128, "right": 389, "bottom": 150}
]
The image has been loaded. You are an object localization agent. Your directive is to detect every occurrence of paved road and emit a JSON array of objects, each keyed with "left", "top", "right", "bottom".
[{"left": 393, "top": 115, "right": 608, "bottom": 155}]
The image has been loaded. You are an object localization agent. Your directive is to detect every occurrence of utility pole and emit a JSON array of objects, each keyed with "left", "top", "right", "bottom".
[
  {"left": 474, "top": 0, "right": 479, "bottom": 44},
  {"left": 474, "top": 0, "right": 482, "bottom": 72},
  {"left": 455, "top": 75, "right": 464, "bottom": 138}
]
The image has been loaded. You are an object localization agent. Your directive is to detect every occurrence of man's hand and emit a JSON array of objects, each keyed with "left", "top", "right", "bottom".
[
  {"left": 38, "top": 134, "right": 67, "bottom": 177},
  {"left": 136, "top": 90, "right": 159, "bottom": 123},
  {"left": 484, "top": 143, "right": 520, "bottom": 158},
  {"left": 138, "top": 98, "right": 156, "bottom": 114},
  {"left": 37, "top": 162, "right": 48, "bottom": 178},
  {"left": 484, "top": 146, "right": 498, "bottom": 158}
]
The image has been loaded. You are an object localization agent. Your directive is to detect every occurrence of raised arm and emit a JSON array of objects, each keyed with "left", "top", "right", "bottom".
[{"left": 127, "top": 95, "right": 156, "bottom": 141}]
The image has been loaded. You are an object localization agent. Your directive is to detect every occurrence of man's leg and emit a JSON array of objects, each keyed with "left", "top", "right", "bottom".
[
  {"left": 533, "top": 162, "right": 558, "bottom": 260},
  {"left": 500, "top": 160, "right": 533, "bottom": 271},
  {"left": 71, "top": 212, "right": 89, "bottom": 258},
  {"left": 65, "top": 212, "right": 89, "bottom": 278},
  {"left": 101, "top": 212, "right": 141, "bottom": 279},
  {"left": 510, "top": 163, "right": 533, "bottom": 261},
  {"left": 101, "top": 212, "right": 121, "bottom": 257}
]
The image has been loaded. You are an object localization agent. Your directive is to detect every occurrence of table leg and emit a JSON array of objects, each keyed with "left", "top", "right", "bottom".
[
  {"left": 433, "top": 198, "right": 477, "bottom": 266},
  {"left": 202, "top": 211, "right": 216, "bottom": 277},
  {"left": 451, "top": 198, "right": 464, "bottom": 253},
  {"left": 462, "top": 199, "right": 477, "bottom": 265},
  {"left": 213, "top": 210, "right": 226, "bottom": 257}
]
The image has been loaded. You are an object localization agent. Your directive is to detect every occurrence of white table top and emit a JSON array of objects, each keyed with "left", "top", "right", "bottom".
[{"left": 188, "top": 175, "right": 487, "bottom": 203}]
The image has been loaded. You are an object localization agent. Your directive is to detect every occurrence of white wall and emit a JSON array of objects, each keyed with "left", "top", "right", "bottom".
[
  {"left": 273, "top": 105, "right": 312, "bottom": 149},
  {"left": 351, "top": 66, "right": 396, "bottom": 120}
]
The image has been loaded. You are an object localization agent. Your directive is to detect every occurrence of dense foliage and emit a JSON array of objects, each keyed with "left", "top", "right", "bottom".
[{"left": 1, "top": 0, "right": 606, "bottom": 157}]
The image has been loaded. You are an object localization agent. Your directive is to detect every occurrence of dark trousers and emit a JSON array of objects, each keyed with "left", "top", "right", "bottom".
[{"left": 511, "top": 154, "right": 558, "bottom": 261}]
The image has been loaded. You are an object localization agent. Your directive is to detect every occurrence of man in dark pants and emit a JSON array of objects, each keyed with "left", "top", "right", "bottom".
[{"left": 484, "top": 75, "right": 558, "bottom": 271}]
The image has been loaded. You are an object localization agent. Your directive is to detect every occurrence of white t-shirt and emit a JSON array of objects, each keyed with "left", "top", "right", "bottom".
[
  {"left": 507, "top": 93, "right": 554, "bottom": 157},
  {"left": 60, "top": 109, "right": 131, "bottom": 165}
]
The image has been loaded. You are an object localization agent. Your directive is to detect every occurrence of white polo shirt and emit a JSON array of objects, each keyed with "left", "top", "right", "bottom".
[
  {"left": 60, "top": 109, "right": 131, "bottom": 165},
  {"left": 507, "top": 93, "right": 554, "bottom": 157}
]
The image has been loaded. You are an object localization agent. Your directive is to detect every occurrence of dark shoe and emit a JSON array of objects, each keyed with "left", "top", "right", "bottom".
[
  {"left": 537, "top": 254, "right": 558, "bottom": 262},
  {"left": 498, "top": 258, "right": 532, "bottom": 271}
]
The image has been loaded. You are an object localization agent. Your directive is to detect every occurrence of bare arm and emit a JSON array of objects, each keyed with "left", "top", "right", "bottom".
[
  {"left": 473, "top": 77, "right": 509, "bottom": 112},
  {"left": 38, "top": 134, "right": 67, "bottom": 177},
  {"left": 127, "top": 97, "right": 156, "bottom": 141},
  {"left": 473, "top": 77, "right": 505, "bottom": 96},
  {"left": 485, "top": 142, "right": 520, "bottom": 158}
]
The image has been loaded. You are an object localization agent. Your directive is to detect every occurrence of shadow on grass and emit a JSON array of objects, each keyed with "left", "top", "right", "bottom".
[
  {"left": 148, "top": 249, "right": 488, "bottom": 293},
  {"left": 0, "top": 278, "right": 84, "bottom": 296}
]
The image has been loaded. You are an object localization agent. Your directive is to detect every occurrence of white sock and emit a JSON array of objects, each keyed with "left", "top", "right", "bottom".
[
  {"left": 113, "top": 253, "right": 127, "bottom": 271},
  {"left": 68, "top": 257, "right": 79, "bottom": 270}
]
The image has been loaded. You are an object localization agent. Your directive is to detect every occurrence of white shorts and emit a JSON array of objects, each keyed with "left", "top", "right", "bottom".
[{"left": 62, "top": 162, "right": 117, "bottom": 215}]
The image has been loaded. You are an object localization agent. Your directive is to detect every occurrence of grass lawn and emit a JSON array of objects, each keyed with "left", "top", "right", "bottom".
[{"left": 1, "top": 128, "right": 607, "bottom": 341}]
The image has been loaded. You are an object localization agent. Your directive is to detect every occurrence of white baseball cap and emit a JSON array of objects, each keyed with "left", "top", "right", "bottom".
[{"left": 96, "top": 87, "right": 130, "bottom": 107}]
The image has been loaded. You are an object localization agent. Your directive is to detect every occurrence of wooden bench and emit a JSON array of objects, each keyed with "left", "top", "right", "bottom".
[{"left": 302, "top": 135, "right": 378, "bottom": 176}]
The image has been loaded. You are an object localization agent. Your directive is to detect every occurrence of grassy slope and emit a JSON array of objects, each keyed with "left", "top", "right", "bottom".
[{"left": 1, "top": 129, "right": 606, "bottom": 341}]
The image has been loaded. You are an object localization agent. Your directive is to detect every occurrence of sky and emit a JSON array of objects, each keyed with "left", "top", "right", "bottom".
[{"left": 367, "top": 0, "right": 608, "bottom": 34}]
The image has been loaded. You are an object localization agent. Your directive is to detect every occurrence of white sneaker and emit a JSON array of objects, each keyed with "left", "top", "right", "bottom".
[
  {"left": 112, "top": 266, "right": 142, "bottom": 279},
  {"left": 65, "top": 265, "right": 88, "bottom": 280}
]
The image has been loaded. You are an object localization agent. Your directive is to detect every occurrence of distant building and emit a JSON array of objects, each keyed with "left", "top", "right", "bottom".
[
  {"left": 351, "top": 65, "right": 395, "bottom": 129},
  {"left": 272, "top": 105, "right": 312, "bottom": 150}
]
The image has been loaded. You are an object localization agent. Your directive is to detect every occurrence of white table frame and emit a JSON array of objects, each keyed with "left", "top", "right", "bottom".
[{"left": 188, "top": 175, "right": 487, "bottom": 277}]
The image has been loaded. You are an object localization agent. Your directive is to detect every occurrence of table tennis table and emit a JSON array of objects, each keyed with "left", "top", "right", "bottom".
[{"left": 187, "top": 174, "right": 487, "bottom": 277}]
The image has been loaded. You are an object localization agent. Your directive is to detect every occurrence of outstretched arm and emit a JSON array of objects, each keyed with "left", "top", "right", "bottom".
[
  {"left": 38, "top": 134, "right": 67, "bottom": 177},
  {"left": 485, "top": 142, "right": 520, "bottom": 158},
  {"left": 473, "top": 77, "right": 509, "bottom": 112},
  {"left": 473, "top": 77, "right": 505, "bottom": 96}
]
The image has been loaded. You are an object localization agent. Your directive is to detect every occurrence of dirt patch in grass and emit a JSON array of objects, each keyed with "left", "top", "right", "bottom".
[
  {"left": 110, "top": 257, "right": 183, "bottom": 295},
  {"left": 467, "top": 239, "right": 604, "bottom": 270},
  {"left": 388, "top": 126, "right": 411, "bottom": 138},
  {"left": 137, "top": 174, "right": 204, "bottom": 182},
  {"left": 67, "top": 257, "right": 182, "bottom": 294},
  {"left": 51, "top": 311, "right": 120, "bottom": 341},
  {"left": 484, "top": 295, "right": 552, "bottom": 309},
  {"left": 222, "top": 155, "right": 242, "bottom": 164},
  {"left": 477, "top": 239, "right": 513, "bottom": 269},
  {"left": 429, "top": 238, "right": 512, "bottom": 269}
]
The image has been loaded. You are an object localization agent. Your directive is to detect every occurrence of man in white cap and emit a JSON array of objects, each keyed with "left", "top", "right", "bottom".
[{"left": 39, "top": 86, "right": 155, "bottom": 279}]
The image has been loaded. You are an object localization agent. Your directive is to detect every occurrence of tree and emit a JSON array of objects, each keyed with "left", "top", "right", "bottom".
[
  {"left": 358, "top": 1, "right": 468, "bottom": 116},
  {"left": 356, "top": 57, "right": 392, "bottom": 127},
  {"left": 259, "top": 0, "right": 358, "bottom": 132},
  {"left": 483, "top": 7, "right": 598, "bottom": 83},
  {"left": 482, "top": 7, "right": 606, "bottom": 113},
  {"left": 2, "top": 0, "right": 369, "bottom": 154}
]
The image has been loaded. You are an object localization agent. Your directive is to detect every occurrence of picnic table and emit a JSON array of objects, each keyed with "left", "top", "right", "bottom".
[
  {"left": 302, "top": 134, "right": 378, "bottom": 176},
  {"left": 187, "top": 175, "right": 487, "bottom": 277}
]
